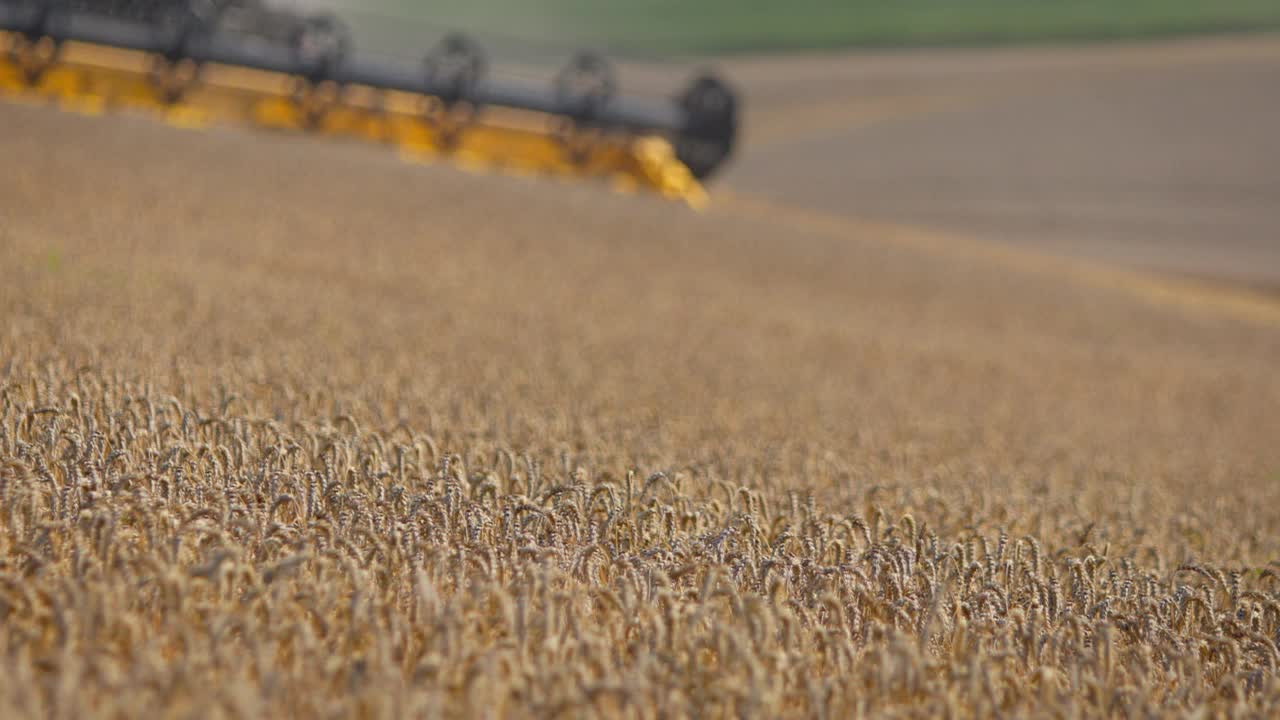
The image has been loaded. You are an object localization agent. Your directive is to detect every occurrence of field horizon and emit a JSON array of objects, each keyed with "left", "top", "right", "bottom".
[{"left": 294, "top": 0, "right": 1280, "bottom": 56}]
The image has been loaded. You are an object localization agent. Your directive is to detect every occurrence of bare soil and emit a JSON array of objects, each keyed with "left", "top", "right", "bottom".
[{"left": 721, "top": 34, "right": 1280, "bottom": 288}]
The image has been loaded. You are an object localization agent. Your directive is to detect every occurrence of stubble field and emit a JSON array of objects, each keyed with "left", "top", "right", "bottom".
[{"left": 1, "top": 84, "right": 1280, "bottom": 717}]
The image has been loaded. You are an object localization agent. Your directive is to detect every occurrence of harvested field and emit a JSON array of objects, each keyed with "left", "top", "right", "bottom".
[
  {"left": 2, "top": 40, "right": 1280, "bottom": 717},
  {"left": 725, "top": 34, "right": 1280, "bottom": 288}
]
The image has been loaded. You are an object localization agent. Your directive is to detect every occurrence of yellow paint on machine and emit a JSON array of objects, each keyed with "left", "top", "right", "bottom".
[{"left": 0, "top": 33, "right": 706, "bottom": 206}]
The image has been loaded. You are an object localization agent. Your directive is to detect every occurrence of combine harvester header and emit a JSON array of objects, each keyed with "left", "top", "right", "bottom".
[{"left": 0, "top": 0, "right": 739, "bottom": 205}]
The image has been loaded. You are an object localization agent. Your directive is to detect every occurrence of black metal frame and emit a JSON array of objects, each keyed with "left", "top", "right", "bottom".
[{"left": 0, "top": 0, "right": 739, "bottom": 179}]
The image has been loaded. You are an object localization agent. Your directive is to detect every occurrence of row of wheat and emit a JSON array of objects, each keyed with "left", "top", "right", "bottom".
[{"left": 0, "top": 368, "right": 1274, "bottom": 718}]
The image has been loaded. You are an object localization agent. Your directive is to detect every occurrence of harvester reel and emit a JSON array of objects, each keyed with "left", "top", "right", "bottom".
[
  {"left": 6, "top": 32, "right": 58, "bottom": 83},
  {"left": 424, "top": 32, "right": 485, "bottom": 106},
  {"left": 555, "top": 51, "right": 616, "bottom": 123},
  {"left": 147, "top": 1, "right": 212, "bottom": 103},
  {"left": 66, "top": 0, "right": 226, "bottom": 23},
  {"left": 552, "top": 52, "right": 618, "bottom": 165},
  {"left": 0, "top": 1, "right": 739, "bottom": 203},
  {"left": 289, "top": 13, "right": 347, "bottom": 83},
  {"left": 421, "top": 32, "right": 485, "bottom": 148},
  {"left": 675, "top": 73, "right": 737, "bottom": 180},
  {"left": 183, "top": 0, "right": 228, "bottom": 24},
  {"left": 8, "top": 0, "right": 54, "bottom": 35},
  {"left": 4, "top": 0, "right": 60, "bottom": 83},
  {"left": 287, "top": 13, "right": 348, "bottom": 127}
]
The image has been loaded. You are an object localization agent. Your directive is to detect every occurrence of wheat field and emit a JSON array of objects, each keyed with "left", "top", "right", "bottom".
[{"left": 2, "top": 101, "right": 1280, "bottom": 718}]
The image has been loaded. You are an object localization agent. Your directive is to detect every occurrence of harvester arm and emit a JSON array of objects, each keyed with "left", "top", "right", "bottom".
[{"left": 0, "top": 1, "right": 739, "bottom": 203}]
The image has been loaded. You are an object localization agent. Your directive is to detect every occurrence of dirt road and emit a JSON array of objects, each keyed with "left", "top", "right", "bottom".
[{"left": 720, "top": 35, "right": 1280, "bottom": 289}]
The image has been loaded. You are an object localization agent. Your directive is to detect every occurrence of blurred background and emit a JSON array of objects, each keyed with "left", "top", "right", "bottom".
[
  {"left": 275, "top": 0, "right": 1280, "bottom": 289},
  {"left": 292, "top": 1, "right": 1280, "bottom": 55},
  {"left": 15, "top": 1, "right": 1277, "bottom": 287}
]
